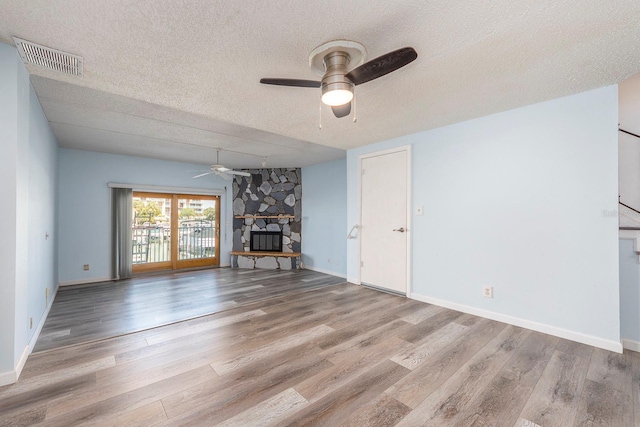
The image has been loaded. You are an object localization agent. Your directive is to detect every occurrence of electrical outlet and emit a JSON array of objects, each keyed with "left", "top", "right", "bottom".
[
  {"left": 327, "top": 258, "right": 331, "bottom": 264},
  {"left": 83, "top": 264, "right": 90, "bottom": 271},
  {"left": 30, "top": 317, "right": 33, "bottom": 329},
  {"left": 483, "top": 286, "right": 493, "bottom": 298}
]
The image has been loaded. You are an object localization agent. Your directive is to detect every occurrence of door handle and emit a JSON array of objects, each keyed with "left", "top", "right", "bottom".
[{"left": 392, "top": 227, "right": 405, "bottom": 233}]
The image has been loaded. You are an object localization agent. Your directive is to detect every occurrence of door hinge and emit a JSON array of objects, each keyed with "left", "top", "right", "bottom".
[
  {"left": 361, "top": 168, "right": 364, "bottom": 175},
  {"left": 361, "top": 260, "right": 364, "bottom": 267}
]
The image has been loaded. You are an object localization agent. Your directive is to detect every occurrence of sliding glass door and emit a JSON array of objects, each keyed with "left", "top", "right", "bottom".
[{"left": 132, "top": 192, "right": 220, "bottom": 273}]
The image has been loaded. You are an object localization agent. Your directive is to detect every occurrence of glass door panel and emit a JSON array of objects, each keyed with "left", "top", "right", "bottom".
[
  {"left": 132, "top": 193, "right": 172, "bottom": 272},
  {"left": 177, "top": 197, "right": 218, "bottom": 262}
]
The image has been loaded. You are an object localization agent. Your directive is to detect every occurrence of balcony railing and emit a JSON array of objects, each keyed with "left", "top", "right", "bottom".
[{"left": 132, "top": 225, "right": 216, "bottom": 264}]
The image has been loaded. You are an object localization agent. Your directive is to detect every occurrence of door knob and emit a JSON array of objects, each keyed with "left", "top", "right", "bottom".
[{"left": 393, "top": 227, "right": 405, "bottom": 232}]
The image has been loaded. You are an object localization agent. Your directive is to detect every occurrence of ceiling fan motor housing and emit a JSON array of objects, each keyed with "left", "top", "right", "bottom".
[{"left": 321, "top": 51, "right": 354, "bottom": 105}]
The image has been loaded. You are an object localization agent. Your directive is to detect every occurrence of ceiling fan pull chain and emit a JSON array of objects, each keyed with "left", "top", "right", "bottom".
[
  {"left": 353, "top": 88, "right": 357, "bottom": 123},
  {"left": 318, "top": 102, "right": 322, "bottom": 130}
]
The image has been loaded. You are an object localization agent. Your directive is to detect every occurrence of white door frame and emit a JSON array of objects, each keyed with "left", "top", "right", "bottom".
[{"left": 357, "top": 145, "right": 412, "bottom": 297}]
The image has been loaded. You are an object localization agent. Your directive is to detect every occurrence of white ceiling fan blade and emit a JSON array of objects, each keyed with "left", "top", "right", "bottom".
[
  {"left": 227, "top": 170, "right": 251, "bottom": 177},
  {"left": 192, "top": 172, "right": 213, "bottom": 179},
  {"left": 219, "top": 172, "right": 233, "bottom": 180}
]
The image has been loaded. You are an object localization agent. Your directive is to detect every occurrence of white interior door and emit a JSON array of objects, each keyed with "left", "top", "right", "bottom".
[{"left": 360, "top": 148, "right": 409, "bottom": 294}]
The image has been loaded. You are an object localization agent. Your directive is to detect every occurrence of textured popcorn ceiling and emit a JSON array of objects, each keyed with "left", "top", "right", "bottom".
[{"left": 1, "top": 1, "right": 640, "bottom": 167}]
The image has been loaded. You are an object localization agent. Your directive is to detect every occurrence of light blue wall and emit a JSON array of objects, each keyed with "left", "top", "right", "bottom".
[
  {"left": 347, "top": 86, "right": 620, "bottom": 346},
  {"left": 301, "top": 158, "right": 347, "bottom": 277},
  {"left": 0, "top": 41, "right": 21, "bottom": 377},
  {"left": 27, "top": 82, "right": 59, "bottom": 346},
  {"left": 620, "top": 239, "right": 640, "bottom": 343},
  {"left": 0, "top": 42, "right": 59, "bottom": 381},
  {"left": 58, "top": 149, "right": 233, "bottom": 284},
  {"left": 28, "top": 69, "right": 58, "bottom": 340}
]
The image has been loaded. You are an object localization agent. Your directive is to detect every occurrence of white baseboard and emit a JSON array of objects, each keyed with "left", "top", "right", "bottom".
[
  {"left": 410, "top": 292, "right": 623, "bottom": 354},
  {"left": 346, "top": 276, "right": 359, "bottom": 285},
  {"left": 28, "top": 283, "right": 59, "bottom": 353},
  {"left": 58, "top": 276, "right": 112, "bottom": 287},
  {"left": 303, "top": 265, "right": 347, "bottom": 279},
  {"left": 14, "top": 345, "right": 29, "bottom": 382},
  {"left": 0, "top": 345, "right": 29, "bottom": 386},
  {"left": 623, "top": 339, "right": 640, "bottom": 352}
]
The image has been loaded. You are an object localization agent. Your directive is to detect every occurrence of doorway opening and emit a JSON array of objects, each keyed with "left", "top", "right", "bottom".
[{"left": 132, "top": 192, "right": 220, "bottom": 273}]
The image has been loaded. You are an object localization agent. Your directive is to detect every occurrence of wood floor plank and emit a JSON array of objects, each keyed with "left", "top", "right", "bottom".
[
  {"left": 40, "top": 365, "right": 216, "bottom": 427},
  {"left": 0, "top": 405, "right": 46, "bottom": 427},
  {"left": 0, "top": 356, "right": 115, "bottom": 398},
  {"left": 214, "top": 388, "right": 308, "bottom": 427},
  {"left": 279, "top": 359, "right": 410, "bottom": 427},
  {"left": 85, "top": 400, "right": 168, "bottom": 427},
  {"left": 450, "top": 332, "right": 558, "bottom": 426},
  {"left": 0, "top": 373, "right": 96, "bottom": 422},
  {"left": 43, "top": 344, "right": 231, "bottom": 419},
  {"left": 398, "top": 303, "right": 445, "bottom": 325},
  {"left": 160, "top": 352, "right": 332, "bottom": 425},
  {"left": 143, "top": 308, "right": 267, "bottom": 346},
  {"left": 573, "top": 379, "right": 633, "bottom": 426},
  {"left": 586, "top": 347, "right": 633, "bottom": 395},
  {"left": 295, "top": 336, "right": 411, "bottom": 402},
  {"left": 22, "top": 334, "right": 149, "bottom": 378},
  {"left": 395, "top": 325, "right": 530, "bottom": 426},
  {"left": 319, "top": 318, "right": 410, "bottom": 364},
  {"left": 390, "top": 321, "right": 470, "bottom": 370},
  {"left": 517, "top": 349, "right": 590, "bottom": 427},
  {"left": 385, "top": 318, "right": 506, "bottom": 409},
  {"left": 211, "top": 324, "right": 334, "bottom": 375},
  {"left": 336, "top": 394, "right": 411, "bottom": 427},
  {"left": 397, "top": 307, "right": 466, "bottom": 344}
]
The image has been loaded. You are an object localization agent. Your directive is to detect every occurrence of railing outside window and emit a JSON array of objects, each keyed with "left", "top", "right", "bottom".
[{"left": 132, "top": 224, "right": 216, "bottom": 264}]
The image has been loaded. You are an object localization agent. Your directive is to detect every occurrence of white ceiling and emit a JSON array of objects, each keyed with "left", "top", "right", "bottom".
[{"left": 1, "top": 1, "right": 640, "bottom": 167}]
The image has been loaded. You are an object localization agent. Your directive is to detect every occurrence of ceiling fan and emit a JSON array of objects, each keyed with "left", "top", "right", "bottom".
[
  {"left": 192, "top": 149, "right": 251, "bottom": 180},
  {"left": 260, "top": 40, "right": 418, "bottom": 118}
]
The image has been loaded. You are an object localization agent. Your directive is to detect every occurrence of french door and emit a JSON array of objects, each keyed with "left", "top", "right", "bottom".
[{"left": 132, "top": 192, "right": 220, "bottom": 273}]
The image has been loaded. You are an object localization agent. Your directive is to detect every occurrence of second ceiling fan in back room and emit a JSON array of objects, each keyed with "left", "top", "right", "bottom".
[
  {"left": 260, "top": 40, "right": 418, "bottom": 118},
  {"left": 192, "top": 149, "right": 251, "bottom": 180}
]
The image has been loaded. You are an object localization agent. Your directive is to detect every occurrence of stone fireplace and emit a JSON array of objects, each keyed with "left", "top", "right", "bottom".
[{"left": 231, "top": 168, "right": 301, "bottom": 269}]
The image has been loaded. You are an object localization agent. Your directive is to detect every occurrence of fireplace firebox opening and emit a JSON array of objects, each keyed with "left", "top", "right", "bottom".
[{"left": 250, "top": 231, "right": 283, "bottom": 252}]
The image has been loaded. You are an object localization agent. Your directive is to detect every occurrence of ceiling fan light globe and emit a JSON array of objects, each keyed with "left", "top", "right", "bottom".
[{"left": 322, "top": 89, "right": 353, "bottom": 106}]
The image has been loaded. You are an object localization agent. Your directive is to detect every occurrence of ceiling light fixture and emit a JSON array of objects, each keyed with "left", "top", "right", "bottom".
[
  {"left": 320, "top": 51, "right": 354, "bottom": 106},
  {"left": 321, "top": 86, "right": 353, "bottom": 106}
]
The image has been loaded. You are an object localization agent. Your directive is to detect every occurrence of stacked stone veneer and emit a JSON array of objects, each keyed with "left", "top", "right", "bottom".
[{"left": 232, "top": 168, "right": 301, "bottom": 270}]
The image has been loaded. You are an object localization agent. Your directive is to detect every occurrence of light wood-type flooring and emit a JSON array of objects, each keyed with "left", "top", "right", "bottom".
[
  {"left": 35, "top": 268, "right": 343, "bottom": 352},
  {"left": 2, "top": 269, "right": 638, "bottom": 426}
]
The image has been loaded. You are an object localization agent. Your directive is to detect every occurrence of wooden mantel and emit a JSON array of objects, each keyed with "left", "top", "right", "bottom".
[
  {"left": 230, "top": 251, "right": 301, "bottom": 257},
  {"left": 234, "top": 215, "right": 295, "bottom": 219}
]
